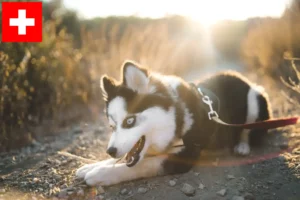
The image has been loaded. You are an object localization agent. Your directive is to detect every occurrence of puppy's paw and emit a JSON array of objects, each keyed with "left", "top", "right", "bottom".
[
  {"left": 84, "top": 165, "right": 120, "bottom": 186},
  {"left": 76, "top": 163, "right": 97, "bottom": 179},
  {"left": 234, "top": 142, "right": 250, "bottom": 156},
  {"left": 76, "top": 159, "right": 116, "bottom": 179}
]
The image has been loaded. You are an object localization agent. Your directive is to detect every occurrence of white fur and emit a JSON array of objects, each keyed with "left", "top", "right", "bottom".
[
  {"left": 106, "top": 93, "right": 176, "bottom": 160},
  {"left": 107, "top": 97, "right": 127, "bottom": 127},
  {"left": 82, "top": 156, "right": 165, "bottom": 186},
  {"left": 76, "top": 158, "right": 116, "bottom": 179},
  {"left": 125, "top": 65, "right": 149, "bottom": 93},
  {"left": 182, "top": 106, "right": 194, "bottom": 135},
  {"left": 152, "top": 73, "right": 182, "bottom": 99},
  {"left": 161, "top": 75, "right": 182, "bottom": 91},
  {"left": 247, "top": 86, "right": 261, "bottom": 121},
  {"left": 234, "top": 86, "right": 260, "bottom": 155},
  {"left": 145, "top": 107, "right": 176, "bottom": 153},
  {"left": 234, "top": 142, "right": 250, "bottom": 155}
]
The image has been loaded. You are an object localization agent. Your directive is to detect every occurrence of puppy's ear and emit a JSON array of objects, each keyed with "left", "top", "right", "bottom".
[
  {"left": 100, "top": 75, "right": 117, "bottom": 101},
  {"left": 121, "top": 60, "right": 149, "bottom": 93}
]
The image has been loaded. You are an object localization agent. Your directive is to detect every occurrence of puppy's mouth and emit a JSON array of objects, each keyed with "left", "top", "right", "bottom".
[{"left": 125, "top": 136, "right": 145, "bottom": 167}]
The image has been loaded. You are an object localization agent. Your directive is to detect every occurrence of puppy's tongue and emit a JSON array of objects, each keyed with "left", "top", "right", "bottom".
[{"left": 126, "top": 153, "right": 140, "bottom": 167}]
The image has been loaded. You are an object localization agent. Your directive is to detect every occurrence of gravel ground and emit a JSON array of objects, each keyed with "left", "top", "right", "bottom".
[{"left": 0, "top": 70, "right": 300, "bottom": 200}]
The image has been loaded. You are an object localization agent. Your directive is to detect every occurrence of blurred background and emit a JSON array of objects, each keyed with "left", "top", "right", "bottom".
[{"left": 0, "top": 0, "right": 300, "bottom": 152}]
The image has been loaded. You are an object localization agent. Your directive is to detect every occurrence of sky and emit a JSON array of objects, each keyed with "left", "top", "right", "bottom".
[{"left": 62, "top": 0, "right": 291, "bottom": 26}]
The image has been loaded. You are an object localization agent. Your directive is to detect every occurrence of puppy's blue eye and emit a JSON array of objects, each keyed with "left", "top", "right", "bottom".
[
  {"left": 127, "top": 118, "right": 134, "bottom": 125},
  {"left": 123, "top": 116, "right": 136, "bottom": 128}
]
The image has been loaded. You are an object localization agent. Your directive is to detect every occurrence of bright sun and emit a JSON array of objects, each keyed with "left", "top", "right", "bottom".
[{"left": 63, "top": 0, "right": 290, "bottom": 26}]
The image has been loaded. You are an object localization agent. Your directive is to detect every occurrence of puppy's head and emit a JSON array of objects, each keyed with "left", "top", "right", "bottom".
[{"left": 100, "top": 60, "right": 176, "bottom": 167}]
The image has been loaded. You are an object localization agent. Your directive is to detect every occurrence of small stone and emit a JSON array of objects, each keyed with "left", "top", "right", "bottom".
[
  {"left": 216, "top": 189, "right": 227, "bottom": 196},
  {"left": 279, "top": 143, "right": 288, "bottom": 150},
  {"left": 33, "top": 177, "right": 39, "bottom": 183},
  {"left": 57, "top": 189, "right": 68, "bottom": 198},
  {"left": 95, "top": 195, "right": 105, "bottom": 200},
  {"left": 0, "top": 188, "right": 6, "bottom": 194},
  {"left": 227, "top": 174, "right": 235, "bottom": 180},
  {"left": 194, "top": 172, "right": 199, "bottom": 176},
  {"left": 73, "top": 127, "right": 83, "bottom": 134},
  {"left": 278, "top": 156, "right": 285, "bottom": 162},
  {"left": 138, "top": 187, "right": 148, "bottom": 194},
  {"left": 97, "top": 186, "right": 105, "bottom": 194},
  {"left": 120, "top": 188, "right": 128, "bottom": 195},
  {"left": 244, "top": 193, "right": 255, "bottom": 200},
  {"left": 199, "top": 183, "right": 205, "bottom": 189},
  {"left": 94, "top": 127, "right": 105, "bottom": 134},
  {"left": 181, "top": 183, "right": 196, "bottom": 196},
  {"left": 240, "top": 177, "right": 246, "bottom": 181},
  {"left": 169, "top": 180, "right": 176, "bottom": 187},
  {"left": 267, "top": 181, "right": 273, "bottom": 185},
  {"left": 232, "top": 196, "right": 245, "bottom": 200},
  {"left": 66, "top": 187, "right": 74, "bottom": 192},
  {"left": 77, "top": 189, "right": 84, "bottom": 196}
]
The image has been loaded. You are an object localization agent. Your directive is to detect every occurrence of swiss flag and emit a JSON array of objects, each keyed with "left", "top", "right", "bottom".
[{"left": 1, "top": 1, "right": 43, "bottom": 42}]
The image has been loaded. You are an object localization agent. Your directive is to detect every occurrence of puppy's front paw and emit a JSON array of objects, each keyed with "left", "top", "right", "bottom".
[
  {"left": 234, "top": 142, "right": 250, "bottom": 156},
  {"left": 76, "top": 159, "right": 116, "bottom": 179},
  {"left": 84, "top": 165, "right": 120, "bottom": 186},
  {"left": 76, "top": 163, "right": 96, "bottom": 179}
]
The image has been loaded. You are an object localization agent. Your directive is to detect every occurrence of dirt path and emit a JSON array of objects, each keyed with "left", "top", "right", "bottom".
[{"left": 0, "top": 66, "right": 300, "bottom": 200}]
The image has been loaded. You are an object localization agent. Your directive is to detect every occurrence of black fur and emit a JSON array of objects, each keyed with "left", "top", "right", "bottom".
[{"left": 162, "top": 71, "right": 272, "bottom": 174}]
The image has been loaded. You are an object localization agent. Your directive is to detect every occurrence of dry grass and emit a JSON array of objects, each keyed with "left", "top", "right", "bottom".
[{"left": 0, "top": 15, "right": 207, "bottom": 151}]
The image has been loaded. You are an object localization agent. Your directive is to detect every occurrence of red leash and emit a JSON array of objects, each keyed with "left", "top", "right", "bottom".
[
  {"left": 212, "top": 115, "right": 299, "bottom": 129},
  {"left": 191, "top": 83, "right": 300, "bottom": 130}
]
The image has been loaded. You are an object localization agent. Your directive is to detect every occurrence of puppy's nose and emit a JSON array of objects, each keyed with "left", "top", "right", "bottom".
[{"left": 106, "top": 147, "right": 117, "bottom": 157}]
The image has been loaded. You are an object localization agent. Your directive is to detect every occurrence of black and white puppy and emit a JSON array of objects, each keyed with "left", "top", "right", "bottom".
[{"left": 76, "top": 60, "right": 272, "bottom": 186}]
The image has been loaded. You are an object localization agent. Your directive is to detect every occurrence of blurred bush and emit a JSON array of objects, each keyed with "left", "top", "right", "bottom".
[
  {"left": 241, "top": 0, "right": 300, "bottom": 77},
  {"left": 0, "top": 0, "right": 209, "bottom": 151}
]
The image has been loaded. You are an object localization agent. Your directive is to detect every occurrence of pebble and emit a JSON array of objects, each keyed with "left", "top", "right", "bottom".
[
  {"left": 279, "top": 143, "right": 288, "bottom": 150},
  {"left": 199, "top": 183, "right": 205, "bottom": 189},
  {"left": 77, "top": 189, "right": 84, "bottom": 196},
  {"left": 97, "top": 186, "right": 105, "bottom": 194},
  {"left": 232, "top": 196, "right": 245, "bottom": 200},
  {"left": 244, "top": 193, "right": 255, "bottom": 200},
  {"left": 278, "top": 156, "right": 285, "bottom": 162},
  {"left": 267, "top": 180, "right": 273, "bottom": 185},
  {"left": 216, "top": 189, "right": 227, "bottom": 196},
  {"left": 227, "top": 174, "right": 235, "bottom": 180},
  {"left": 94, "top": 127, "right": 105, "bottom": 134},
  {"left": 95, "top": 195, "right": 105, "bottom": 200},
  {"left": 181, "top": 183, "right": 196, "bottom": 196},
  {"left": 138, "top": 187, "right": 148, "bottom": 194},
  {"left": 120, "top": 188, "right": 129, "bottom": 195},
  {"left": 169, "top": 180, "right": 176, "bottom": 187},
  {"left": 57, "top": 189, "right": 68, "bottom": 198},
  {"left": 73, "top": 127, "right": 83, "bottom": 134},
  {"left": 0, "top": 188, "right": 6, "bottom": 194},
  {"left": 33, "top": 177, "right": 39, "bottom": 183}
]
